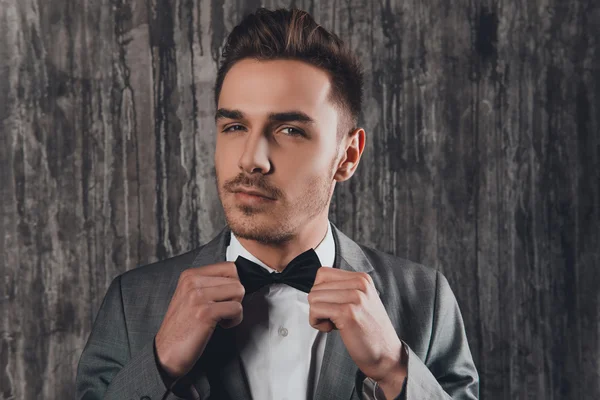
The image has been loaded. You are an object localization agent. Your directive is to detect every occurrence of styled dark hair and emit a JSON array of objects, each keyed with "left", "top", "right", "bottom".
[{"left": 214, "top": 7, "right": 364, "bottom": 137}]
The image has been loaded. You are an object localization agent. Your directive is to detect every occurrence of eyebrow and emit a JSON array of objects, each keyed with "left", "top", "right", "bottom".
[{"left": 215, "top": 108, "right": 316, "bottom": 126}]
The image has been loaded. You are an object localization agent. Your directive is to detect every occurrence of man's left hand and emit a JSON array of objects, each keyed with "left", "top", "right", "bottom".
[{"left": 308, "top": 268, "right": 407, "bottom": 390}]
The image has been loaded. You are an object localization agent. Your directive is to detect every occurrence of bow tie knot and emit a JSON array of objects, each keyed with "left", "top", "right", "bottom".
[{"left": 235, "top": 248, "right": 322, "bottom": 294}]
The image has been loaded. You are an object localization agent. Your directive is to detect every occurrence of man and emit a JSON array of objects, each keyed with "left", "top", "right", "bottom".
[{"left": 76, "top": 7, "right": 478, "bottom": 400}]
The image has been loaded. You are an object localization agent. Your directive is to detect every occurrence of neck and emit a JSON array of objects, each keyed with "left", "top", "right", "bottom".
[{"left": 235, "top": 215, "right": 330, "bottom": 273}]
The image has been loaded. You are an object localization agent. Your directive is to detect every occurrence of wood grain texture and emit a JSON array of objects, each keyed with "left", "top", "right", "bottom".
[{"left": 1, "top": 0, "right": 598, "bottom": 399}]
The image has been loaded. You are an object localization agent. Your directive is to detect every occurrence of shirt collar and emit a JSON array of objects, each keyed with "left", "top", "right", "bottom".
[{"left": 226, "top": 220, "right": 336, "bottom": 272}]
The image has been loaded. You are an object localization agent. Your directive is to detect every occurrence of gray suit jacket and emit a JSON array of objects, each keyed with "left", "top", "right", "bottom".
[{"left": 76, "top": 223, "right": 479, "bottom": 399}]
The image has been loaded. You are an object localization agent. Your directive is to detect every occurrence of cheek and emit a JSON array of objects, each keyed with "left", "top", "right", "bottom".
[
  {"left": 215, "top": 139, "right": 241, "bottom": 173},
  {"left": 280, "top": 141, "right": 334, "bottom": 171},
  {"left": 305, "top": 150, "right": 337, "bottom": 181},
  {"left": 277, "top": 153, "right": 333, "bottom": 193}
]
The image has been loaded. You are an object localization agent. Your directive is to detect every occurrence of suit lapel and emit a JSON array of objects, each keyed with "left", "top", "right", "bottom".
[
  {"left": 178, "top": 226, "right": 252, "bottom": 400},
  {"left": 203, "top": 324, "right": 252, "bottom": 400},
  {"left": 313, "top": 223, "right": 383, "bottom": 400},
  {"left": 178, "top": 222, "right": 386, "bottom": 400},
  {"left": 311, "top": 255, "right": 362, "bottom": 400}
]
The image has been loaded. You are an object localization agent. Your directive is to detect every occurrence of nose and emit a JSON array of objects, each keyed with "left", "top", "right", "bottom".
[{"left": 238, "top": 131, "right": 271, "bottom": 174}]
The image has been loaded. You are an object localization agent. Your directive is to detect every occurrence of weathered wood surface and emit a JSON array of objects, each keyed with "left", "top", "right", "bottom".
[{"left": 1, "top": 0, "right": 598, "bottom": 399}]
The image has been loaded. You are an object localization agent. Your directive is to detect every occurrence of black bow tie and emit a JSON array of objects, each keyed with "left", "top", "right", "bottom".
[{"left": 235, "top": 248, "right": 322, "bottom": 294}]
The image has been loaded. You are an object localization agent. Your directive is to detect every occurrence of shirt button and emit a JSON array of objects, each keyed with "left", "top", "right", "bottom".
[{"left": 278, "top": 327, "right": 288, "bottom": 337}]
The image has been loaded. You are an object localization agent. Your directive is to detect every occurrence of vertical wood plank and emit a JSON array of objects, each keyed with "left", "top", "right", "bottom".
[{"left": 0, "top": 0, "right": 598, "bottom": 399}]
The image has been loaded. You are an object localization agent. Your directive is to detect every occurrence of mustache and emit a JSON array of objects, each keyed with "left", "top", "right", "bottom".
[{"left": 223, "top": 174, "right": 282, "bottom": 199}]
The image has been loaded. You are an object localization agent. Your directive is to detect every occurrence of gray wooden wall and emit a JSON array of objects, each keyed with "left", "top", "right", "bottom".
[{"left": 1, "top": 0, "right": 598, "bottom": 399}]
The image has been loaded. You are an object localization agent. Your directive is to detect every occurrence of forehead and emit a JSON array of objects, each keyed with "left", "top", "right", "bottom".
[{"left": 218, "top": 58, "right": 336, "bottom": 122}]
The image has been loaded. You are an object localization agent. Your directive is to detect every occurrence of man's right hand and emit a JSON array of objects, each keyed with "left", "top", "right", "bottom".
[{"left": 154, "top": 262, "right": 245, "bottom": 380}]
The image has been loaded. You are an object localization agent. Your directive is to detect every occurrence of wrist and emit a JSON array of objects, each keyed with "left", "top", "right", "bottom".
[
  {"left": 374, "top": 343, "right": 408, "bottom": 399},
  {"left": 154, "top": 338, "right": 183, "bottom": 382},
  {"left": 376, "top": 366, "right": 406, "bottom": 399}
]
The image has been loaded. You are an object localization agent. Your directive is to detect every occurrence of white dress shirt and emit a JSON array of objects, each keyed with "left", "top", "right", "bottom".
[{"left": 226, "top": 221, "right": 335, "bottom": 400}]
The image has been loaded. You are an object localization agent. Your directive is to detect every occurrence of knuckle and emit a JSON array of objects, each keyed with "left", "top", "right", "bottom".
[
  {"left": 178, "top": 270, "right": 188, "bottom": 283},
  {"left": 236, "top": 284, "right": 246, "bottom": 298},
  {"left": 195, "top": 304, "right": 211, "bottom": 321},
  {"left": 313, "top": 268, "right": 324, "bottom": 284},
  {"left": 178, "top": 270, "right": 195, "bottom": 287},
  {"left": 230, "top": 263, "right": 240, "bottom": 278},
  {"left": 230, "top": 286, "right": 243, "bottom": 303},
  {"left": 354, "top": 290, "right": 366, "bottom": 305},
  {"left": 344, "top": 303, "right": 357, "bottom": 317},
  {"left": 188, "top": 287, "right": 202, "bottom": 301},
  {"left": 235, "top": 302, "right": 243, "bottom": 313},
  {"left": 357, "top": 273, "right": 372, "bottom": 291}
]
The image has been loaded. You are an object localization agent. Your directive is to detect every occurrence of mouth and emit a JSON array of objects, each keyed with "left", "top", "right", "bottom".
[{"left": 231, "top": 187, "right": 277, "bottom": 203}]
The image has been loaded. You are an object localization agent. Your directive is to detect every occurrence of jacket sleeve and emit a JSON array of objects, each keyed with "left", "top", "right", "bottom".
[
  {"left": 75, "top": 275, "right": 190, "bottom": 400},
  {"left": 402, "top": 271, "right": 479, "bottom": 399}
]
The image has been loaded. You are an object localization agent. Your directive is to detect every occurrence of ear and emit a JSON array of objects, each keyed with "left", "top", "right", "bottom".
[{"left": 333, "top": 128, "right": 366, "bottom": 182}]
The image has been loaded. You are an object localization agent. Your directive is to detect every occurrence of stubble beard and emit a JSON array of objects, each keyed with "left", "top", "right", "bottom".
[{"left": 216, "top": 171, "right": 335, "bottom": 246}]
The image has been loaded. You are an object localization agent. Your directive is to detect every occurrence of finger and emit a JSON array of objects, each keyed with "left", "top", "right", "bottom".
[
  {"left": 308, "top": 288, "right": 365, "bottom": 305},
  {"left": 314, "top": 269, "right": 374, "bottom": 288},
  {"left": 312, "top": 274, "right": 376, "bottom": 295},
  {"left": 208, "top": 301, "right": 244, "bottom": 328},
  {"left": 311, "top": 318, "right": 335, "bottom": 332},
  {"left": 184, "top": 262, "right": 239, "bottom": 279},
  {"left": 311, "top": 278, "right": 369, "bottom": 292},
  {"left": 192, "top": 282, "right": 245, "bottom": 303},
  {"left": 192, "top": 276, "right": 241, "bottom": 289},
  {"left": 178, "top": 274, "right": 240, "bottom": 295},
  {"left": 309, "top": 302, "right": 349, "bottom": 331},
  {"left": 218, "top": 316, "right": 243, "bottom": 329},
  {"left": 313, "top": 267, "right": 357, "bottom": 285}
]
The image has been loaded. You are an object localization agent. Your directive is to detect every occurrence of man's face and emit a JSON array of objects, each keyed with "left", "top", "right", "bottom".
[{"left": 215, "top": 58, "right": 342, "bottom": 244}]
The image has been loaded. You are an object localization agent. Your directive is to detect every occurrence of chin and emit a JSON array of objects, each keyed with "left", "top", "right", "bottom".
[{"left": 224, "top": 207, "right": 293, "bottom": 245}]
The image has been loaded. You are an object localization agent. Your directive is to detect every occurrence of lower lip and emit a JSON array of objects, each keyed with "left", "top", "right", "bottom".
[{"left": 234, "top": 191, "right": 276, "bottom": 204}]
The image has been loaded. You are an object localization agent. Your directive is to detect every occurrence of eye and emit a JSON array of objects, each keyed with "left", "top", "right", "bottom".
[
  {"left": 221, "top": 124, "right": 305, "bottom": 137},
  {"left": 280, "top": 127, "right": 304, "bottom": 136},
  {"left": 222, "top": 124, "right": 246, "bottom": 133}
]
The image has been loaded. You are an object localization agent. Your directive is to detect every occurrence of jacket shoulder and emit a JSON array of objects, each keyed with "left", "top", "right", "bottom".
[
  {"left": 355, "top": 243, "right": 465, "bottom": 360},
  {"left": 117, "top": 245, "right": 205, "bottom": 291},
  {"left": 358, "top": 244, "right": 440, "bottom": 291},
  {"left": 104, "top": 245, "right": 208, "bottom": 349}
]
